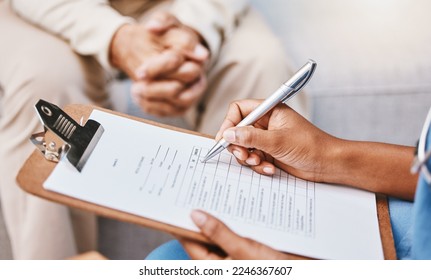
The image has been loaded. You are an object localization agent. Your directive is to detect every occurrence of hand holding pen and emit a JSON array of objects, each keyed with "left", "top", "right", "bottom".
[{"left": 202, "top": 60, "right": 317, "bottom": 163}]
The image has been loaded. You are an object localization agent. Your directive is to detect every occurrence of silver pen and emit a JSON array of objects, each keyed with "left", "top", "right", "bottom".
[{"left": 201, "top": 59, "right": 317, "bottom": 163}]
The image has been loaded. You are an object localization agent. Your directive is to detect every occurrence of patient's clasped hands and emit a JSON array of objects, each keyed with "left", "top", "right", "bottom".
[{"left": 110, "top": 12, "right": 210, "bottom": 116}]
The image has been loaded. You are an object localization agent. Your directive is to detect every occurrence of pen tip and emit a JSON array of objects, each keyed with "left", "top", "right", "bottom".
[{"left": 201, "top": 154, "right": 210, "bottom": 163}]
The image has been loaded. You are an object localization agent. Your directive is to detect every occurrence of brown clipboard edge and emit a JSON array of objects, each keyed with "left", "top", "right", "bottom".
[
  {"left": 16, "top": 104, "right": 395, "bottom": 260},
  {"left": 376, "top": 194, "right": 397, "bottom": 259}
]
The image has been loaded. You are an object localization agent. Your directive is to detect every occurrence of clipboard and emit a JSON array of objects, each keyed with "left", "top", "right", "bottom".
[{"left": 16, "top": 102, "right": 397, "bottom": 260}]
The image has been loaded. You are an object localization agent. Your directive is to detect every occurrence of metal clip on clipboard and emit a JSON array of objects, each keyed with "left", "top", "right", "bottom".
[{"left": 30, "top": 99, "right": 104, "bottom": 172}]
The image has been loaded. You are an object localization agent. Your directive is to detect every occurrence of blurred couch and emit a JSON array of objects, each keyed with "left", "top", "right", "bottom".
[
  {"left": 1, "top": 0, "right": 430, "bottom": 259},
  {"left": 255, "top": 0, "right": 431, "bottom": 145}
]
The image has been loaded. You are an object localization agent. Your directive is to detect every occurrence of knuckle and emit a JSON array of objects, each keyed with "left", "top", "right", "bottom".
[
  {"left": 165, "top": 52, "right": 183, "bottom": 69},
  {"left": 253, "top": 149, "right": 265, "bottom": 161},
  {"left": 172, "top": 31, "right": 194, "bottom": 48},
  {"left": 182, "top": 33, "right": 195, "bottom": 46},
  {"left": 155, "top": 11, "right": 170, "bottom": 22},
  {"left": 172, "top": 107, "right": 186, "bottom": 116},
  {"left": 176, "top": 99, "right": 193, "bottom": 110},
  {"left": 162, "top": 102, "right": 180, "bottom": 117},
  {"left": 240, "top": 128, "right": 254, "bottom": 147},
  {"left": 165, "top": 103, "right": 177, "bottom": 113},
  {"left": 181, "top": 74, "right": 196, "bottom": 84},
  {"left": 177, "top": 98, "right": 192, "bottom": 108},
  {"left": 182, "top": 63, "right": 201, "bottom": 81},
  {"left": 203, "top": 218, "right": 223, "bottom": 241},
  {"left": 228, "top": 101, "right": 239, "bottom": 113},
  {"left": 137, "top": 85, "right": 150, "bottom": 97},
  {"left": 170, "top": 82, "right": 184, "bottom": 95}
]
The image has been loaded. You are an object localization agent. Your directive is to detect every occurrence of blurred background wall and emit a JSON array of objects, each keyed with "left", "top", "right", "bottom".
[{"left": 251, "top": 0, "right": 431, "bottom": 145}]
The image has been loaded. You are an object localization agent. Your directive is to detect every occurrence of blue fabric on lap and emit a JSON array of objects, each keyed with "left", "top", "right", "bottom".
[
  {"left": 145, "top": 240, "right": 190, "bottom": 260},
  {"left": 388, "top": 197, "right": 413, "bottom": 259}
]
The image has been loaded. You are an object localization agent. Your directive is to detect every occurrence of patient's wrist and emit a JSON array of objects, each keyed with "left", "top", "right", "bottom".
[{"left": 109, "top": 24, "right": 133, "bottom": 69}]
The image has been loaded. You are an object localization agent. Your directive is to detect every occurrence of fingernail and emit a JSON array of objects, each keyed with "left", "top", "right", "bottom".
[
  {"left": 145, "top": 19, "right": 163, "bottom": 30},
  {"left": 246, "top": 157, "right": 257, "bottom": 166},
  {"left": 233, "top": 150, "right": 242, "bottom": 160},
  {"left": 194, "top": 44, "right": 209, "bottom": 59},
  {"left": 223, "top": 129, "right": 236, "bottom": 143},
  {"left": 263, "top": 166, "right": 275, "bottom": 175},
  {"left": 191, "top": 210, "right": 207, "bottom": 227}
]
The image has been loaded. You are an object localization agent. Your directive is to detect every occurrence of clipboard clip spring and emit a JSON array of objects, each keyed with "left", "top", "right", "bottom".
[
  {"left": 30, "top": 99, "right": 104, "bottom": 172},
  {"left": 30, "top": 131, "right": 69, "bottom": 162}
]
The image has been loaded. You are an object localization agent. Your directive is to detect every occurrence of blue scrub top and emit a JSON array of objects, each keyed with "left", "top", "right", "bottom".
[{"left": 412, "top": 126, "right": 431, "bottom": 259}]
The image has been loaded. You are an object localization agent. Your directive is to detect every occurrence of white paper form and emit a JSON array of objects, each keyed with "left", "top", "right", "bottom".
[{"left": 44, "top": 110, "right": 384, "bottom": 259}]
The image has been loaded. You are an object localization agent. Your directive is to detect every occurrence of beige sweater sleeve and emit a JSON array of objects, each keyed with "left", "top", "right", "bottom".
[
  {"left": 8, "top": 0, "right": 249, "bottom": 69},
  {"left": 8, "top": 0, "right": 134, "bottom": 69},
  {"left": 170, "top": 0, "right": 249, "bottom": 64}
]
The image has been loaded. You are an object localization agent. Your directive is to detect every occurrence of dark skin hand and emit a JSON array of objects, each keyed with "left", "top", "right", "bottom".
[
  {"left": 180, "top": 99, "right": 417, "bottom": 259},
  {"left": 179, "top": 210, "right": 291, "bottom": 260}
]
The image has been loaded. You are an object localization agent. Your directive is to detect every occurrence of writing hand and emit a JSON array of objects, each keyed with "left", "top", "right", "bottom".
[{"left": 215, "top": 99, "right": 339, "bottom": 181}]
